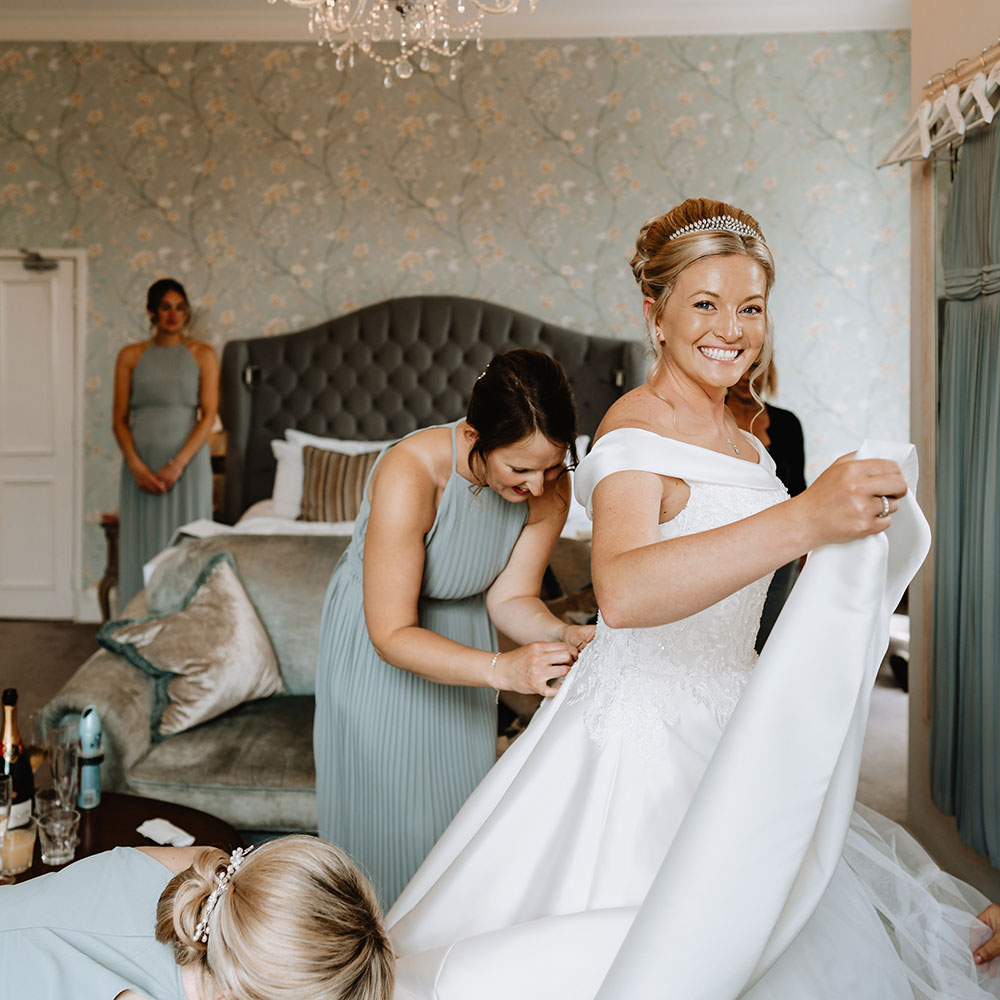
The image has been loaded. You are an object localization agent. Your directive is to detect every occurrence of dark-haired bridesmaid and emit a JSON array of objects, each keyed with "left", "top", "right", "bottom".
[
  {"left": 314, "top": 350, "right": 595, "bottom": 907},
  {"left": 112, "top": 278, "right": 218, "bottom": 606}
]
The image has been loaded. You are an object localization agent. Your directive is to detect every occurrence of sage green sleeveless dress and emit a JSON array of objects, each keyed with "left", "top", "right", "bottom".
[
  {"left": 314, "top": 423, "right": 528, "bottom": 907},
  {"left": 0, "top": 847, "right": 184, "bottom": 1000},
  {"left": 118, "top": 341, "right": 212, "bottom": 606}
]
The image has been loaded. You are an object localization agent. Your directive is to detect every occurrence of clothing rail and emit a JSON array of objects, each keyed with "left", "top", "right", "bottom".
[
  {"left": 878, "top": 38, "right": 1000, "bottom": 168},
  {"left": 924, "top": 40, "right": 1000, "bottom": 100}
]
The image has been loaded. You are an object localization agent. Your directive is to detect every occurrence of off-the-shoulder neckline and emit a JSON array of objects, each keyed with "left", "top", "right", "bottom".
[{"left": 591, "top": 425, "right": 764, "bottom": 467}]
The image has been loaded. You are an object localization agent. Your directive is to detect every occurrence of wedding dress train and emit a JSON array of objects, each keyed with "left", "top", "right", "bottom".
[{"left": 390, "top": 429, "right": 999, "bottom": 999}]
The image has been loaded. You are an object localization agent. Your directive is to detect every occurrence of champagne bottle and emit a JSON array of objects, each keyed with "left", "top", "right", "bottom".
[{"left": 1, "top": 689, "right": 34, "bottom": 828}]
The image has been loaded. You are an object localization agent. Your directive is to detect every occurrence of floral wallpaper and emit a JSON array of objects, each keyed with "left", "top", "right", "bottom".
[{"left": 0, "top": 31, "right": 910, "bottom": 591}]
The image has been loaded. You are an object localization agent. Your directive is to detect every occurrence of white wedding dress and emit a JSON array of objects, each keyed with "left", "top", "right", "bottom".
[{"left": 390, "top": 429, "right": 1000, "bottom": 1000}]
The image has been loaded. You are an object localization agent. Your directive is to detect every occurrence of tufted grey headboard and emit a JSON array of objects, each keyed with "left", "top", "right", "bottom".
[{"left": 220, "top": 295, "right": 646, "bottom": 524}]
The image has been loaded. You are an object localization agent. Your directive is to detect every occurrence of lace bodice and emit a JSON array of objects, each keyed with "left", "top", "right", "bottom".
[{"left": 568, "top": 478, "right": 788, "bottom": 756}]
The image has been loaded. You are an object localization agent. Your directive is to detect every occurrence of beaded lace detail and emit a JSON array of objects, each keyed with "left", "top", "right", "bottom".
[{"left": 567, "top": 481, "right": 788, "bottom": 758}]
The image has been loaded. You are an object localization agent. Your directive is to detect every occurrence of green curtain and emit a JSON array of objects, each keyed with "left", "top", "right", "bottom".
[{"left": 932, "top": 122, "right": 1000, "bottom": 863}]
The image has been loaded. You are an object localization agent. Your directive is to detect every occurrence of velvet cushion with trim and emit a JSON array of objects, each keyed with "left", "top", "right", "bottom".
[
  {"left": 97, "top": 551, "right": 285, "bottom": 740},
  {"left": 298, "top": 445, "right": 381, "bottom": 522}
]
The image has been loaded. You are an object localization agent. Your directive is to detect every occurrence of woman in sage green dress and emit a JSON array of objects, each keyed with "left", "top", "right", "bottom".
[
  {"left": 314, "top": 350, "right": 596, "bottom": 907},
  {"left": 0, "top": 836, "right": 393, "bottom": 1000},
  {"left": 112, "top": 278, "right": 217, "bottom": 607}
]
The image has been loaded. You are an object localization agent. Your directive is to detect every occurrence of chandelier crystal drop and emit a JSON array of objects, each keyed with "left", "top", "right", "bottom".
[{"left": 269, "top": 0, "right": 538, "bottom": 83}]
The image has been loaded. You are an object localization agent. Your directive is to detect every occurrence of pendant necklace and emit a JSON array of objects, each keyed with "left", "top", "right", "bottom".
[{"left": 647, "top": 384, "right": 742, "bottom": 457}]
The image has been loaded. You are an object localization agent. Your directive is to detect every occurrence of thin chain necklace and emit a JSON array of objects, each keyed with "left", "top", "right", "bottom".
[{"left": 647, "top": 384, "right": 741, "bottom": 456}]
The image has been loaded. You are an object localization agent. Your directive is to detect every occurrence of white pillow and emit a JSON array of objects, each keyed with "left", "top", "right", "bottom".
[
  {"left": 270, "top": 439, "right": 304, "bottom": 519},
  {"left": 270, "top": 431, "right": 394, "bottom": 520},
  {"left": 285, "top": 429, "right": 394, "bottom": 456}
]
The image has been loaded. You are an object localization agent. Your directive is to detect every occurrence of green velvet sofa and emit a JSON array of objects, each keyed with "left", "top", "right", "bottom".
[
  {"left": 41, "top": 530, "right": 594, "bottom": 834},
  {"left": 42, "top": 532, "right": 350, "bottom": 833}
]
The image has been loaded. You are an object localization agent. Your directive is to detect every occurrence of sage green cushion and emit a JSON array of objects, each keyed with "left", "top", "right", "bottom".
[{"left": 98, "top": 552, "right": 285, "bottom": 739}]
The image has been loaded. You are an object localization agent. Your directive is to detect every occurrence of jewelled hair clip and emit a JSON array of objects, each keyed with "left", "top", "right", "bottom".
[
  {"left": 194, "top": 845, "right": 253, "bottom": 943},
  {"left": 668, "top": 214, "right": 763, "bottom": 242}
]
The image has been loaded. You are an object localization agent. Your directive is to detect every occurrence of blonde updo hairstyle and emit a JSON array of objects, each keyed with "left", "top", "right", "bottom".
[
  {"left": 155, "top": 836, "right": 395, "bottom": 1000},
  {"left": 630, "top": 197, "right": 776, "bottom": 399}
]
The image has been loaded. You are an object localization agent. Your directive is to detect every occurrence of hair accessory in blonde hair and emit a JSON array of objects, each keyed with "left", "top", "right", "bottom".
[
  {"left": 669, "top": 214, "right": 763, "bottom": 243},
  {"left": 194, "top": 845, "right": 254, "bottom": 943}
]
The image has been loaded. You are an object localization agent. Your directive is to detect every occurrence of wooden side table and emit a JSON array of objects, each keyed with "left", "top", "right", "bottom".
[
  {"left": 98, "top": 513, "right": 119, "bottom": 623},
  {"left": 16, "top": 792, "right": 244, "bottom": 882}
]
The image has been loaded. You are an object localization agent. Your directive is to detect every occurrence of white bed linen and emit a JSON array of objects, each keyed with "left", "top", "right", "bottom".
[
  {"left": 139, "top": 502, "right": 356, "bottom": 589},
  {"left": 140, "top": 467, "right": 591, "bottom": 592}
]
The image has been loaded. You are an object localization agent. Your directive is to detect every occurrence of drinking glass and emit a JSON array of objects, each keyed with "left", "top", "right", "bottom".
[
  {"left": 38, "top": 807, "right": 79, "bottom": 866},
  {"left": 2, "top": 816, "right": 37, "bottom": 876},
  {"left": 34, "top": 787, "right": 61, "bottom": 818},
  {"left": 49, "top": 737, "right": 79, "bottom": 811},
  {"left": 0, "top": 776, "right": 13, "bottom": 886}
]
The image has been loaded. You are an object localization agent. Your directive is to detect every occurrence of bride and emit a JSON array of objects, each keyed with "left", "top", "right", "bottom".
[{"left": 388, "top": 198, "right": 1000, "bottom": 999}]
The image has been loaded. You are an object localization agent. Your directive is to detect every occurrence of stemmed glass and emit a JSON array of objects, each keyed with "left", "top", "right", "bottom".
[
  {"left": 0, "top": 776, "right": 13, "bottom": 886},
  {"left": 48, "top": 733, "right": 79, "bottom": 811}
]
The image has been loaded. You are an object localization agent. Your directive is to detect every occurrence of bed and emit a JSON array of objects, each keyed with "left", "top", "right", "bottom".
[{"left": 215, "top": 295, "right": 646, "bottom": 592}]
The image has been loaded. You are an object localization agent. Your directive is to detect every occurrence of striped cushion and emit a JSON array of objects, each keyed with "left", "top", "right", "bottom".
[{"left": 299, "top": 446, "right": 381, "bottom": 522}]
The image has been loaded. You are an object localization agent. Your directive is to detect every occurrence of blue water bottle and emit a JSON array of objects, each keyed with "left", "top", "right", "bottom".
[{"left": 77, "top": 705, "right": 102, "bottom": 809}]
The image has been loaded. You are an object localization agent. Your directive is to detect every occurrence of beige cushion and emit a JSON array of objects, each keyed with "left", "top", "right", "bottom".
[
  {"left": 299, "top": 445, "right": 380, "bottom": 522},
  {"left": 98, "top": 552, "right": 285, "bottom": 739},
  {"left": 143, "top": 534, "right": 352, "bottom": 696}
]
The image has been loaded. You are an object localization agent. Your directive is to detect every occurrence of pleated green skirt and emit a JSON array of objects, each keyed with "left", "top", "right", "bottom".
[{"left": 314, "top": 556, "right": 498, "bottom": 907}]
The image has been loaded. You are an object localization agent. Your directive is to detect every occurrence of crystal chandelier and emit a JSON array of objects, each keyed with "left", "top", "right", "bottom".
[{"left": 269, "top": 0, "right": 538, "bottom": 85}]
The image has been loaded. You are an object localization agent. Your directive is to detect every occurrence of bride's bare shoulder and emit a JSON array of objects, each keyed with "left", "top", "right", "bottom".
[{"left": 594, "top": 386, "right": 669, "bottom": 443}]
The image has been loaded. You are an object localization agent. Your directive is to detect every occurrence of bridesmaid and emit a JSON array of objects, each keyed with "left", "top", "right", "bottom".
[
  {"left": 314, "top": 350, "right": 595, "bottom": 907},
  {"left": 0, "top": 835, "right": 394, "bottom": 1000},
  {"left": 112, "top": 279, "right": 218, "bottom": 607}
]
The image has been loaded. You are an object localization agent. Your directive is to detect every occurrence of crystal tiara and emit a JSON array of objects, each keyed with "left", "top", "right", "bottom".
[{"left": 668, "top": 214, "right": 763, "bottom": 242}]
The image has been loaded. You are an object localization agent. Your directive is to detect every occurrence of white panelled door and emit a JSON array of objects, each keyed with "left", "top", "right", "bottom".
[{"left": 0, "top": 256, "right": 79, "bottom": 618}]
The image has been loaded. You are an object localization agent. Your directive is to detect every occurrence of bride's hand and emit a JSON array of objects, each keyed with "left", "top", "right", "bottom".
[
  {"left": 794, "top": 454, "right": 908, "bottom": 548},
  {"left": 495, "top": 642, "right": 578, "bottom": 698}
]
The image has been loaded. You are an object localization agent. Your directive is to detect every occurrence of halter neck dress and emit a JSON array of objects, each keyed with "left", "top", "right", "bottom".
[
  {"left": 118, "top": 340, "right": 212, "bottom": 606},
  {"left": 313, "top": 423, "right": 529, "bottom": 907}
]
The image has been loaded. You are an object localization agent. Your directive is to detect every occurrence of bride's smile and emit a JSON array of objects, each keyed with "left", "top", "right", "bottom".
[{"left": 648, "top": 252, "right": 767, "bottom": 393}]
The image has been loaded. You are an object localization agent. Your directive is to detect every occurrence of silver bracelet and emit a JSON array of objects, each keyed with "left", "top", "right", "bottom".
[{"left": 489, "top": 652, "right": 500, "bottom": 705}]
